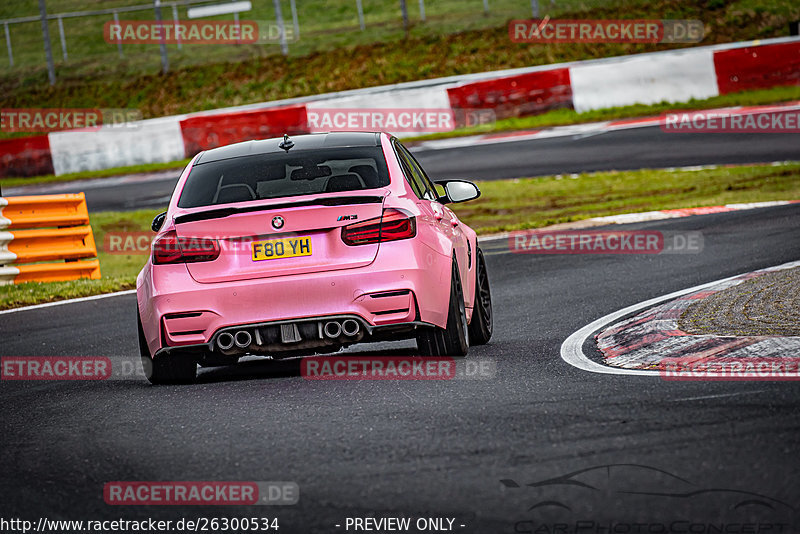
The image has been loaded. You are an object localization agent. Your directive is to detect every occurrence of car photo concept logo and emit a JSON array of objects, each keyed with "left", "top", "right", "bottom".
[
  {"left": 503, "top": 464, "right": 796, "bottom": 533},
  {"left": 271, "top": 215, "right": 285, "bottom": 229}
]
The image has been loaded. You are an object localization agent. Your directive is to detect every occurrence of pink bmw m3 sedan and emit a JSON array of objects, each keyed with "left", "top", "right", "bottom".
[{"left": 136, "top": 132, "right": 492, "bottom": 384}]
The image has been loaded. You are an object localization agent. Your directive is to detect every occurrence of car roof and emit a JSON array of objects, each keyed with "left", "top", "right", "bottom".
[{"left": 194, "top": 132, "right": 383, "bottom": 165}]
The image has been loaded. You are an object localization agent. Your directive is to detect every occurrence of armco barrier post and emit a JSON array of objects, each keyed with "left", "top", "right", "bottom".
[{"left": 0, "top": 193, "right": 101, "bottom": 285}]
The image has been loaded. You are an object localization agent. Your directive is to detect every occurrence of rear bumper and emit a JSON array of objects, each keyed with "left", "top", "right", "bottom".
[
  {"left": 137, "top": 239, "right": 452, "bottom": 358},
  {"left": 152, "top": 317, "right": 435, "bottom": 361}
]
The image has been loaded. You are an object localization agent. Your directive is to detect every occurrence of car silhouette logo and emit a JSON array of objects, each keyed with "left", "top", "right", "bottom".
[
  {"left": 501, "top": 464, "right": 796, "bottom": 514},
  {"left": 272, "top": 216, "right": 285, "bottom": 230}
]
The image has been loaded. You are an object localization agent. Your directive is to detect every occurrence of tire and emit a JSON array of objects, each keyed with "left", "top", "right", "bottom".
[
  {"left": 416, "top": 258, "right": 469, "bottom": 356},
  {"left": 138, "top": 310, "right": 196, "bottom": 385},
  {"left": 467, "top": 247, "right": 493, "bottom": 345}
]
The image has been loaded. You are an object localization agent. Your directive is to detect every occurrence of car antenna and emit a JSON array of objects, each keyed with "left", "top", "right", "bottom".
[{"left": 279, "top": 133, "right": 294, "bottom": 152}]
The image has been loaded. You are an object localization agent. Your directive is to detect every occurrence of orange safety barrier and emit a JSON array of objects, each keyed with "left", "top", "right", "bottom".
[
  {"left": 14, "top": 260, "right": 101, "bottom": 284},
  {"left": 1, "top": 193, "right": 90, "bottom": 229},
  {"left": 0, "top": 193, "right": 101, "bottom": 284},
  {"left": 6, "top": 226, "right": 97, "bottom": 263}
]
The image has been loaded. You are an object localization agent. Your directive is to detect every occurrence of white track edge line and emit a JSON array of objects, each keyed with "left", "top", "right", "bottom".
[
  {"left": 0, "top": 289, "right": 136, "bottom": 315},
  {"left": 559, "top": 260, "right": 800, "bottom": 377}
]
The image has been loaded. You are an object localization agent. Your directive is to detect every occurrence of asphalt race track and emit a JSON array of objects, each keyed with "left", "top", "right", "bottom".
[
  {"left": 2, "top": 204, "right": 799, "bottom": 531},
  {"left": 6, "top": 126, "right": 800, "bottom": 212}
]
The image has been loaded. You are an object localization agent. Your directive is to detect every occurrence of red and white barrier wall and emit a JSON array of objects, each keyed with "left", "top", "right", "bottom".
[
  {"left": 446, "top": 68, "right": 572, "bottom": 121},
  {"left": 306, "top": 86, "right": 453, "bottom": 133},
  {"left": 447, "top": 39, "right": 800, "bottom": 115},
  {"left": 0, "top": 135, "right": 54, "bottom": 177},
  {"left": 47, "top": 116, "right": 186, "bottom": 176},
  {"left": 1, "top": 37, "right": 798, "bottom": 178},
  {"left": 569, "top": 47, "right": 718, "bottom": 112},
  {"left": 714, "top": 41, "right": 800, "bottom": 93}
]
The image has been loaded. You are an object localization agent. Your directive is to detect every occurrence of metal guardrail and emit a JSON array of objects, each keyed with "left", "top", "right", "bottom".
[{"left": 0, "top": 193, "right": 101, "bottom": 285}]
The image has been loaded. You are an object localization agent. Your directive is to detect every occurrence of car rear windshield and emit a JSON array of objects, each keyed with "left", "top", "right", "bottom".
[{"left": 177, "top": 147, "right": 390, "bottom": 209}]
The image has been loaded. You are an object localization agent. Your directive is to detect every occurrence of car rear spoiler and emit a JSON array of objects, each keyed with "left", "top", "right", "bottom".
[{"left": 174, "top": 195, "right": 385, "bottom": 225}]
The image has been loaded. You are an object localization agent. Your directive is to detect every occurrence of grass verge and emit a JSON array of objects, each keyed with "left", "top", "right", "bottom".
[
  {"left": 1, "top": 162, "right": 798, "bottom": 310},
  {"left": 454, "top": 162, "right": 800, "bottom": 234}
]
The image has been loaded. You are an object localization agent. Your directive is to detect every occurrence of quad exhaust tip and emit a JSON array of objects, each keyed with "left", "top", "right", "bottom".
[
  {"left": 218, "top": 319, "right": 362, "bottom": 349},
  {"left": 323, "top": 319, "right": 360, "bottom": 338},
  {"left": 234, "top": 330, "right": 252, "bottom": 348},
  {"left": 323, "top": 321, "right": 342, "bottom": 339},
  {"left": 217, "top": 332, "right": 235, "bottom": 351},
  {"left": 341, "top": 319, "right": 360, "bottom": 337}
]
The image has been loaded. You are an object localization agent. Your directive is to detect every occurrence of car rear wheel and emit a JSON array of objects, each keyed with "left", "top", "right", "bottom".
[
  {"left": 138, "top": 310, "right": 197, "bottom": 384},
  {"left": 467, "top": 247, "right": 492, "bottom": 345},
  {"left": 416, "top": 258, "right": 469, "bottom": 356}
]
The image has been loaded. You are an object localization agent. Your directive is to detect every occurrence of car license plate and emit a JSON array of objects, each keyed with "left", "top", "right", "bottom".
[{"left": 252, "top": 236, "right": 312, "bottom": 261}]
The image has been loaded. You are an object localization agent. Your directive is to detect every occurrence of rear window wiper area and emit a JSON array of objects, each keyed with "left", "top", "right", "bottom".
[{"left": 174, "top": 195, "right": 385, "bottom": 225}]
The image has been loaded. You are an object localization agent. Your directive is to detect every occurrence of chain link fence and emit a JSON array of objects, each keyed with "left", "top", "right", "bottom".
[{"left": 0, "top": 0, "right": 612, "bottom": 84}]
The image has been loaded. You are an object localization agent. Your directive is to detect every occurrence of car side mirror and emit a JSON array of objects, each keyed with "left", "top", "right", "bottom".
[
  {"left": 435, "top": 180, "right": 481, "bottom": 204},
  {"left": 152, "top": 212, "right": 167, "bottom": 232}
]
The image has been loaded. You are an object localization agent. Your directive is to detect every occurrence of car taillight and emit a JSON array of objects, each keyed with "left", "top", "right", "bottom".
[
  {"left": 152, "top": 230, "right": 220, "bottom": 265},
  {"left": 341, "top": 208, "right": 416, "bottom": 246}
]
